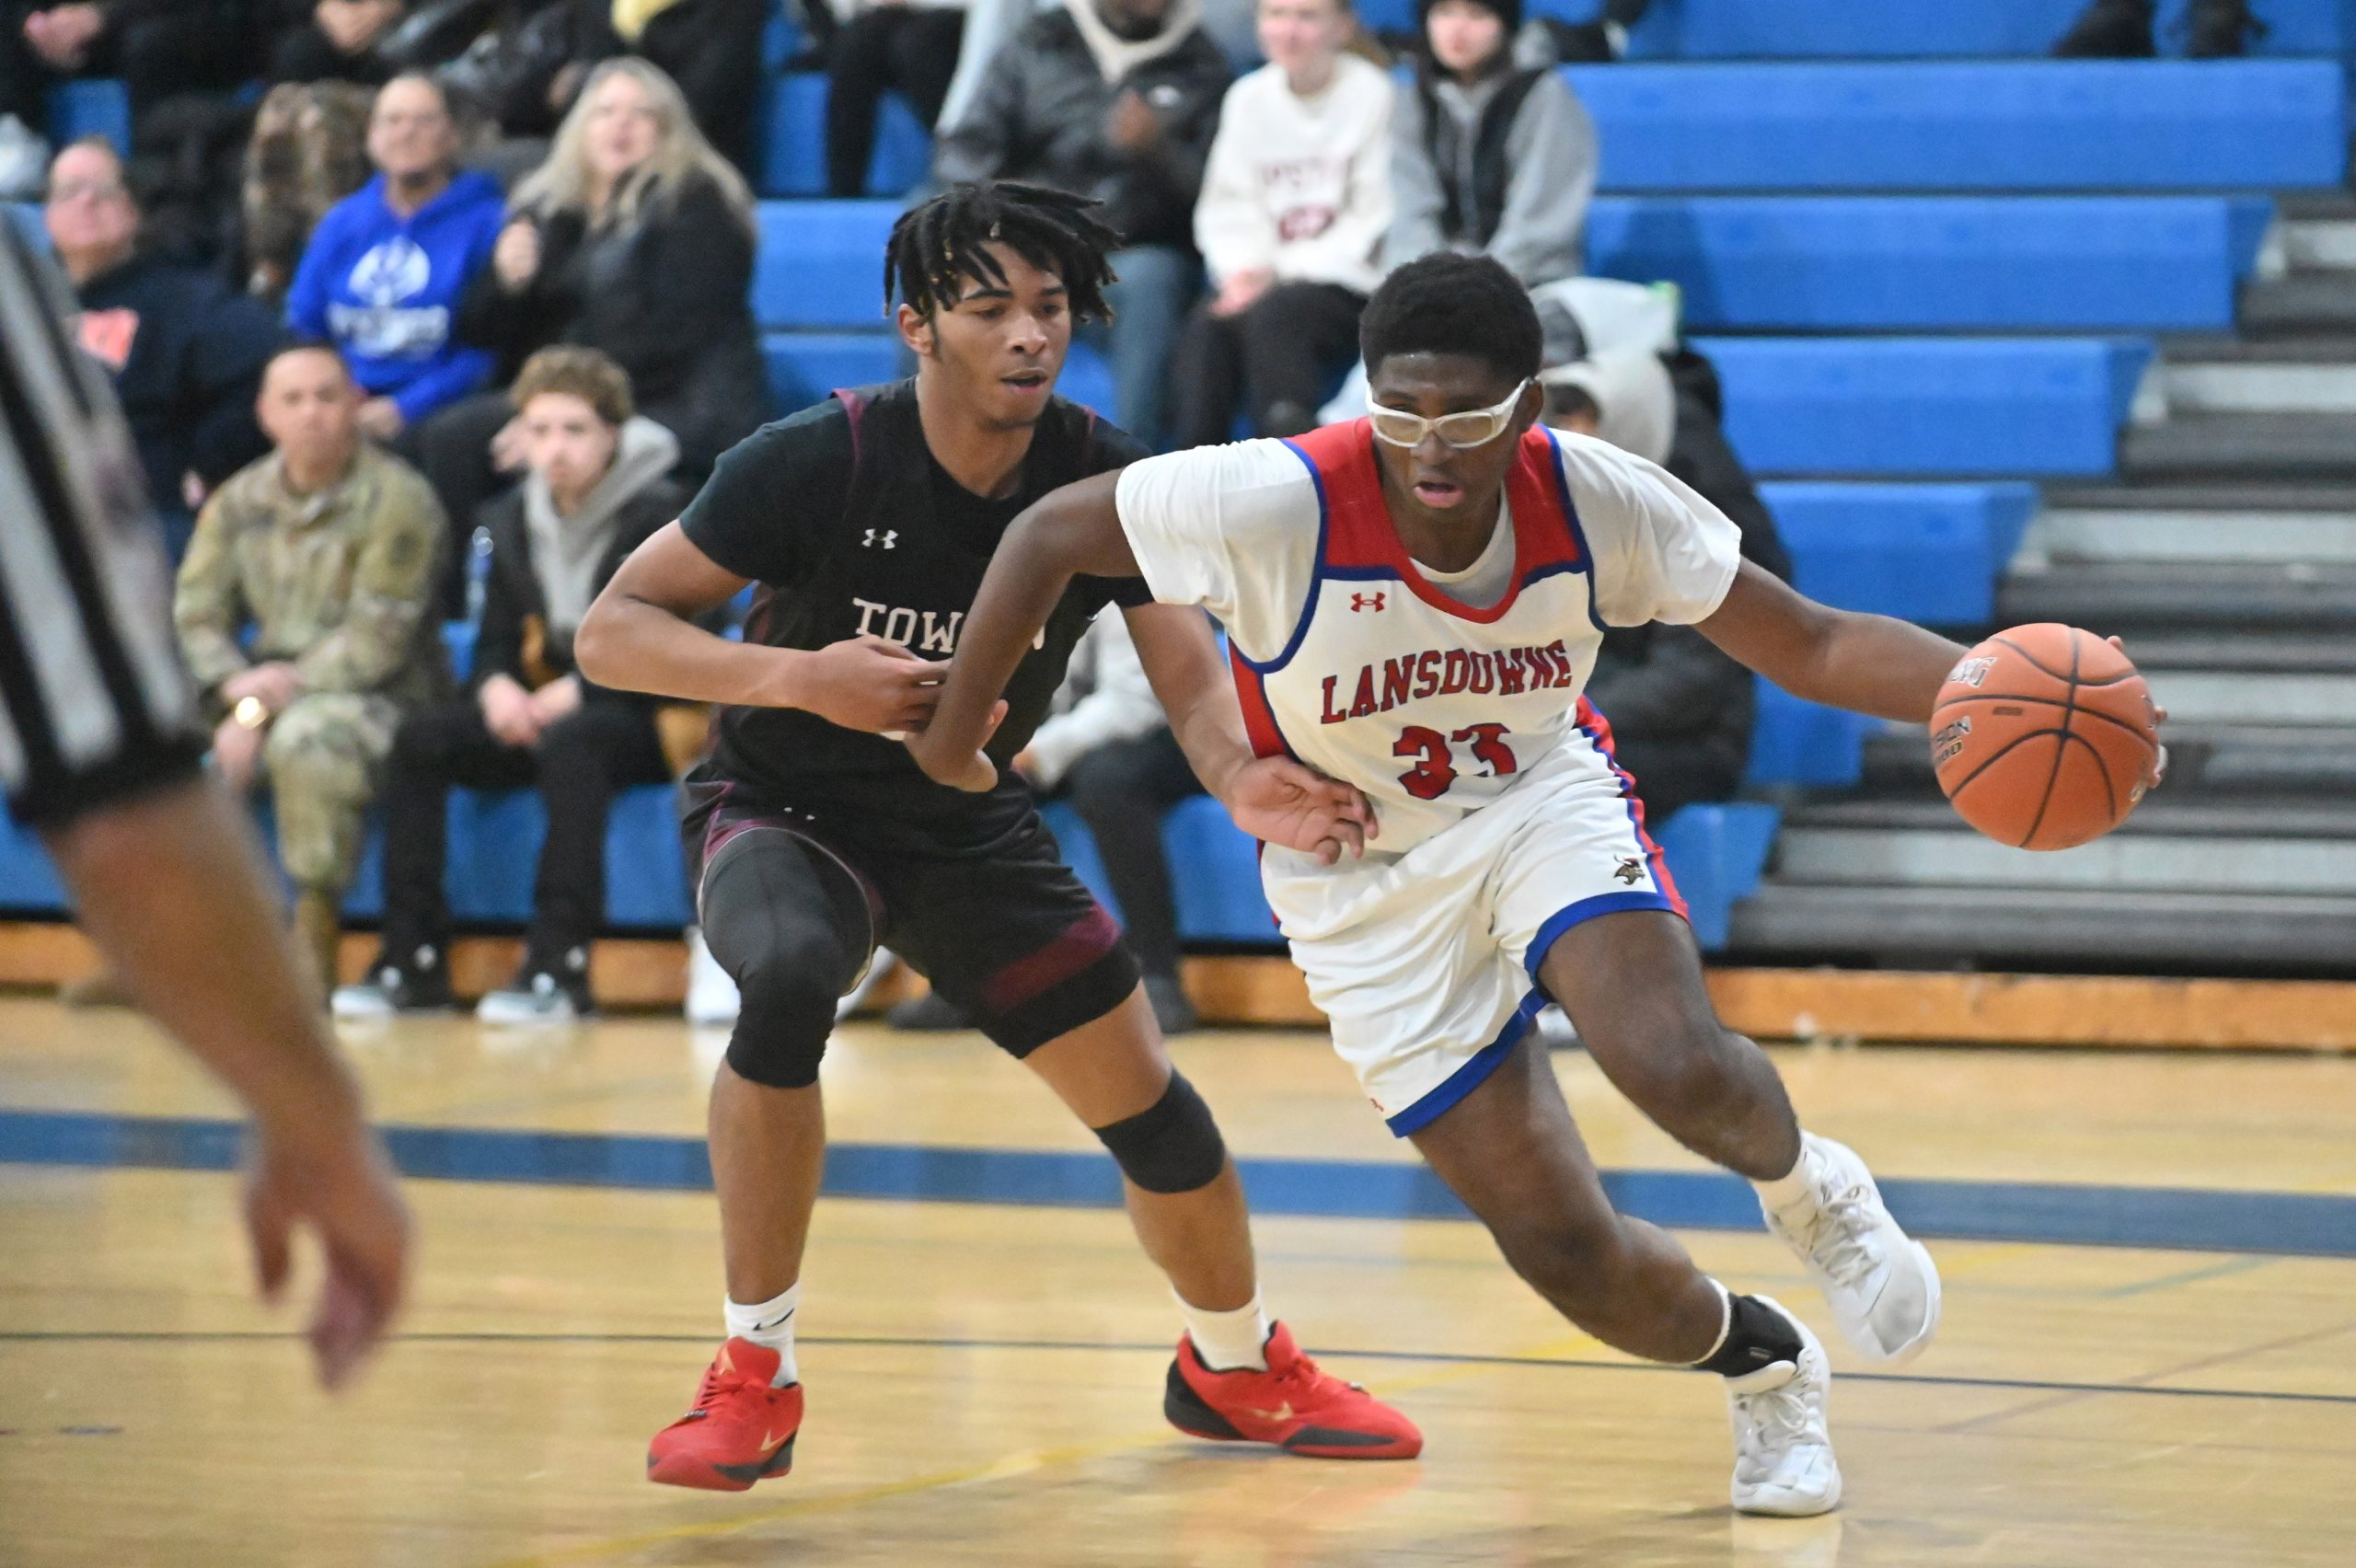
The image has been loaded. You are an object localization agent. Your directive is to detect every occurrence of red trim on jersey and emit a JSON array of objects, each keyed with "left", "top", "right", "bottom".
[
  {"left": 1575, "top": 696, "right": 1688, "bottom": 918},
  {"left": 1229, "top": 641, "right": 1292, "bottom": 759},
  {"left": 1282, "top": 421, "right": 1586, "bottom": 625}
]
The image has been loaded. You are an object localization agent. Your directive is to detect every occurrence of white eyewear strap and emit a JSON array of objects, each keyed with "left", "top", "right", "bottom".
[{"left": 1368, "top": 378, "right": 1533, "bottom": 450}]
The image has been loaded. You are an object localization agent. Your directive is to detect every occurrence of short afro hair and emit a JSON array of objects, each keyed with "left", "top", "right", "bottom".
[{"left": 1359, "top": 252, "right": 1543, "bottom": 385}]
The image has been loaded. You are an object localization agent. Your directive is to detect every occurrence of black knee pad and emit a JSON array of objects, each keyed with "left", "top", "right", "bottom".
[
  {"left": 1093, "top": 1071, "right": 1227, "bottom": 1193},
  {"left": 722, "top": 943, "right": 849, "bottom": 1089}
]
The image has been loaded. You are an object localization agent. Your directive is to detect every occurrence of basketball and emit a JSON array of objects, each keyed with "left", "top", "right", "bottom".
[{"left": 1930, "top": 624, "right": 2162, "bottom": 851}]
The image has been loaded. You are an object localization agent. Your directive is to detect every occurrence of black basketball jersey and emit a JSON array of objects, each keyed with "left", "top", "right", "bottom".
[{"left": 679, "top": 379, "right": 1151, "bottom": 854}]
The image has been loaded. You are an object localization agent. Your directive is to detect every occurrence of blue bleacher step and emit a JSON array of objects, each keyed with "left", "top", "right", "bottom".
[
  {"left": 1696, "top": 336, "right": 2153, "bottom": 478},
  {"left": 1748, "top": 683, "right": 1873, "bottom": 792},
  {"left": 1762, "top": 480, "right": 2041, "bottom": 627},
  {"left": 45, "top": 78, "right": 129, "bottom": 156},
  {"left": 756, "top": 197, "right": 2274, "bottom": 337},
  {"left": 754, "top": 200, "right": 901, "bottom": 328},
  {"left": 1654, "top": 802, "right": 1781, "bottom": 953},
  {"left": 1575, "top": 61, "right": 2345, "bottom": 193},
  {"left": 1505, "top": 0, "right": 2352, "bottom": 61},
  {"left": 1586, "top": 194, "right": 2273, "bottom": 333},
  {"left": 760, "top": 75, "right": 932, "bottom": 200}
]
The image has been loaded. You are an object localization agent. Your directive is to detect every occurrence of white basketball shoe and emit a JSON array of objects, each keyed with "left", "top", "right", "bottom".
[
  {"left": 1761, "top": 1134, "right": 1941, "bottom": 1365},
  {"left": 1726, "top": 1297, "right": 1841, "bottom": 1517}
]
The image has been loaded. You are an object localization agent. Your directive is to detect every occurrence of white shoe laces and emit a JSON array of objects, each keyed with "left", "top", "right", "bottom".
[
  {"left": 1796, "top": 1180, "right": 1883, "bottom": 1288},
  {"left": 1737, "top": 1373, "right": 1818, "bottom": 1470}
]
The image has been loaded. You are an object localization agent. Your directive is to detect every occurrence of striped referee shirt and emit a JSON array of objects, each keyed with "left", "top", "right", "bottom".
[{"left": 0, "top": 215, "right": 202, "bottom": 826}]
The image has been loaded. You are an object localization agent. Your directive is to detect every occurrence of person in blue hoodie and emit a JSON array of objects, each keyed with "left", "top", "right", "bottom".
[{"left": 286, "top": 71, "right": 506, "bottom": 446}]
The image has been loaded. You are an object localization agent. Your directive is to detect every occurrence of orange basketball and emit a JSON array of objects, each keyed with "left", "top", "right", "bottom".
[{"left": 1930, "top": 624, "right": 2161, "bottom": 851}]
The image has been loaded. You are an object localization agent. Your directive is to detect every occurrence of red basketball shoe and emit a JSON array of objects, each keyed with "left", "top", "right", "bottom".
[
  {"left": 645, "top": 1338, "right": 803, "bottom": 1491},
  {"left": 1164, "top": 1322, "right": 1423, "bottom": 1459}
]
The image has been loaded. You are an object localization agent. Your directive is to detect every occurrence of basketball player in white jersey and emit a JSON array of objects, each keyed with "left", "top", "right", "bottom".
[{"left": 909, "top": 252, "right": 2026, "bottom": 1516}]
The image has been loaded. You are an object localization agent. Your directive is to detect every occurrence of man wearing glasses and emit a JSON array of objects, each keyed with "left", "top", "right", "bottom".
[{"left": 910, "top": 251, "right": 1963, "bottom": 1517}]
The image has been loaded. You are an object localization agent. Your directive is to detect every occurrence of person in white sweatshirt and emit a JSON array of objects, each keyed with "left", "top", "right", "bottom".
[{"left": 1167, "top": 0, "right": 1391, "bottom": 448}]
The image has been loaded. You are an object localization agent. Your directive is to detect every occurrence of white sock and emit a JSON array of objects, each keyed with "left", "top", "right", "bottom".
[
  {"left": 1179, "top": 1291, "right": 1271, "bottom": 1372},
  {"left": 1754, "top": 1134, "right": 1819, "bottom": 1213},
  {"left": 724, "top": 1285, "right": 801, "bottom": 1386},
  {"left": 1692, "top": 1278, "right": 1734, "bottom": 1366}
]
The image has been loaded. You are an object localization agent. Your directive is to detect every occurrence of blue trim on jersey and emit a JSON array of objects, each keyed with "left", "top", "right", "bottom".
[
  {"left": 1384, "top": 991, "right": 1548, "bottom": 1136},
  {"left": 1244, "top": 439, "right": 1336, "bottom": 674},
  {"left": 1525, "top": 890, "right": 1682, "bottom": 986},
  {"left": 1540, "top": 425, "right": 1611, "bottom": 635}
]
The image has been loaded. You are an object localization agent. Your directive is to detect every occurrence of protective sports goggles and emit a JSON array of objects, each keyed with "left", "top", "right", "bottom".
[{"left": 1368, "top": 378, "right": 1532, "bottom": 450}]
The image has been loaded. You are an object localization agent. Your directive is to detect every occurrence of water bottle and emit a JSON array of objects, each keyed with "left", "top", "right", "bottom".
[{"left": 464, "top": 524, "right": 493, "bottom": 624}]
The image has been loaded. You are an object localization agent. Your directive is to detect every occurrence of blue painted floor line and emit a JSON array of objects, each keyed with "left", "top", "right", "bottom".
[{"left": 6, "top": 1108, "right": 2355, "bottom": 1259}]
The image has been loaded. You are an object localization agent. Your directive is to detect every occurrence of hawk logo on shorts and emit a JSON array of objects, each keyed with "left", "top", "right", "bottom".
[
  {"left": 1350, "top": 592, "right": 1385, "bottom": 613},
  {"left": 863, "top": 529, "right": 897, "bottom": 549},
  {"left": 1613, "top": 857, "right": 1644, "bottom": 886}
]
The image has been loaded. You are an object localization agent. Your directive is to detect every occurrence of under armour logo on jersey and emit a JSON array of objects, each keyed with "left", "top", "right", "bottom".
[
  {"left": 1350, "top": 592, "right": 1386, "bottom": 613},
  {"left": 863, "top": 529, "right": 897, "bottom": 549},
  {"left": 1614, "top": 857, "right": 1645, "bottom": 886}
]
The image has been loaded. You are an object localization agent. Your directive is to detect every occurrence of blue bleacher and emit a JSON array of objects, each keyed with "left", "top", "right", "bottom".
[
  {"left": 1574, "top": 61, "right": 2346, "bottom": 192},
  {"left": 756, "top": 58, "right": 2346, "bottom": 202},
  {"left": 754, "top": 200, "right": 900, "bottom": 327},
  {"left": 1586, "top": 194, "right": 2272, "bottom": 332},
  {"left": 45, "top": 77, "right": 129, "bottom": 155},
  {"left": 1508, "top": 0, "right": 2354, "bottom": 62},
  {"left": 761, "top": 195, "right": 2271, "bottom": 336},
  {"left": 1762, "top": 481, "right": 2041, "bottom": 627},
  {"left": 1695, "top": 337, "right": 2152, "bottom": 478},
  {"left": 759, "top": 75, "right": 932, "bottom": 200}
]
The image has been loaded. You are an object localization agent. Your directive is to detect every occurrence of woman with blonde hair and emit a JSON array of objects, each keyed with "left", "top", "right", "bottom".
[{"left": 419, "top": 57, "right": 771, "bottom": 598}]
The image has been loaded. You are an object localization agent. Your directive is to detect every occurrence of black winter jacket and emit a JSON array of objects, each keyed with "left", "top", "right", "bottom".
[
  {"left": 459, "top": 173, "right": 772, "bottom": 477},
  {"left": 70, "top": 252, "right": 278, "bottom": 508}
]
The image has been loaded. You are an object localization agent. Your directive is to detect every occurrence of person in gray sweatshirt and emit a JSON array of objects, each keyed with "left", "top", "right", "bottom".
[
  {"left": 1382, "top": 0, "right": 1597, "bottom": 287},
  {"left": 338, "top": 347, "right": 690, "bottom": 1026}
]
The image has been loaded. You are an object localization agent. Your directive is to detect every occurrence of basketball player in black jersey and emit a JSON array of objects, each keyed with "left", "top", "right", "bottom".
[{"left": 575, "top": 182, "right": 1418, "bottom": 1491}]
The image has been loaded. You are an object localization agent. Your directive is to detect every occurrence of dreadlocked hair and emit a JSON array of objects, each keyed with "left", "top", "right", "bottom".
[{"left": 884, "top": 180, "right": 1123, "bottom": 323}]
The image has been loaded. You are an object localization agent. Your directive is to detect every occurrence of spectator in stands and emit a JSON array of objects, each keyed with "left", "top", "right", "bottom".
[
  {"left": 427, "top": 57, "right": 766, "bottom": 587},
  {"left": 824, "top": 0, "right": 968, "bottom": 198},
  {"left": 933, "top": 0, "right": 1230, "bottom": 447},
  {"left": 2053, "top": 0, "right": 2264, "bottom": 59},
  {"left": 335, "top": 347, "right": 685, "bottom": 1023},
  {"left": 285, "top": 72, "right": 505, "bottom": 445},
  {"left": 266, "top": 0, "right": 406, "bottom": 87},
  {"left": 43, "top": 136, "right": 276, "bottom": 515},
  {"left": 890, "top": 613, "right": 1205, "bottom": 1035},
  {"left": 1169, "top": 0, "right": 1389, "bottom": 448},
  {"left": 1542, "top": 347, "right": 1790, "bottom": 825},
  {"left": 544, "top": 0, "right": 769, "bottom": 177},
  {"left": 175, "top": 344, "right": 448, "bottom": 996},
  {"left": 242, "top": 79, "right": 378, "bottom": 301},
  {"left": 1383, "top": 0, "right": 1596, "bottom": 288}
]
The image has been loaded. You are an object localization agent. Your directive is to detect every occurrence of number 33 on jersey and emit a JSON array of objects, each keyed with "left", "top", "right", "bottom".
[{"left": 1114, "top": 419, "right": 1743, "bottom": 855}]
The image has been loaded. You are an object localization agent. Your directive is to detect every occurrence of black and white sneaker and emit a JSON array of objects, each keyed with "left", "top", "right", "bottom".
[
  {"left": 477, "top": 949, "right": 594, "bottom": 1025},
  {"left": 331, "top": 946, "right": 455, "bottom": 1020}
]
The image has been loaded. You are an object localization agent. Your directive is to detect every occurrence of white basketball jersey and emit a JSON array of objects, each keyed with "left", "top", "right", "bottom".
[{"left": 1118, "top": 420, "right": 1741, "bottom": 855}]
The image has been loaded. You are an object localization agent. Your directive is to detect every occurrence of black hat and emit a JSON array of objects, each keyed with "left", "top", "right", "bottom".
[{"left": 1418, "top": 0, "right": 1523, "bottom": 42}]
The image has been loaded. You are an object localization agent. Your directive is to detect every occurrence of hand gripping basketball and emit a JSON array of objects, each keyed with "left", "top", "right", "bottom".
[{"left": 1931, "top": 625, "right": 2167, "bottom": 851}]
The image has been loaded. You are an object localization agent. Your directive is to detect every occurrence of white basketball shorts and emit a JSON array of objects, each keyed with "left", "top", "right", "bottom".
[{"left": 1260, "top": 728, "right": 1689, "bottom": 1136}]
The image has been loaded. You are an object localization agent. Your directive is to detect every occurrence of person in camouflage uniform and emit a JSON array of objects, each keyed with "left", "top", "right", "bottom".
[{"left": 175, "top": 344, "right": 447, "bottom": 994}]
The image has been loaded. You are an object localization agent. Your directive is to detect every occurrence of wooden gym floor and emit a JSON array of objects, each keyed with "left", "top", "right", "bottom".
[{"left": 5, "top": 996, "right": 2356, "bottom": 1566}]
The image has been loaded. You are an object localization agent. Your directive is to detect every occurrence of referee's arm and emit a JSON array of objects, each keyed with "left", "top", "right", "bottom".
[{"left": 0, "top": 223, "right": 409, "bottom": 1387}]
